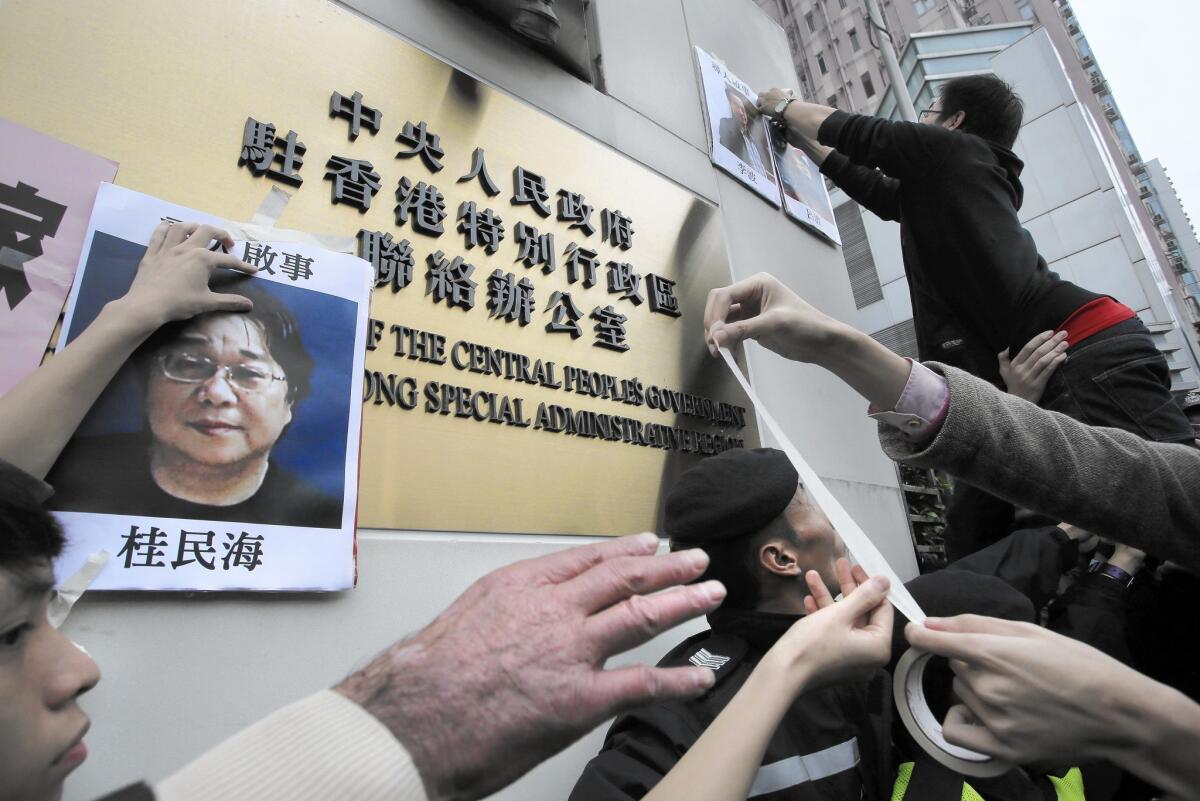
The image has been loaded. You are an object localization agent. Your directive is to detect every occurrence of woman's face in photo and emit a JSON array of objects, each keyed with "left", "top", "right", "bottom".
[{"left": 146, "top": 314, "right": 294, "bottom": 468}]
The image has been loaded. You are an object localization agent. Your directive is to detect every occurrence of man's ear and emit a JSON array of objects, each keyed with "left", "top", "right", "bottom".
[
  {"left": 759, "top": 539, "right": 802, "bottom": 577},
  {"left": 944, "top": 110, "right": 966, "bottom": 131}
]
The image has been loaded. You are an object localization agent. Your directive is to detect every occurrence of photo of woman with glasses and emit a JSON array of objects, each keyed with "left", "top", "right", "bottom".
[{"left": 48, "top": 279, "right": 343, "bottom": 529}]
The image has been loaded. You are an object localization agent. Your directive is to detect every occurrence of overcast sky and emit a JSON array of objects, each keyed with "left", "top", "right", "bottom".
[{"left": 1068, "top": 0, "right": 1200, "bottom": 224}]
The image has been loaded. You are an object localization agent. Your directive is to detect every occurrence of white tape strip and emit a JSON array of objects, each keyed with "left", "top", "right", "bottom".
[
  {"left": 717, "top": 346, "right": 923, "bottom": 622},
  {"left": 250, "top": 186, "right": 291, "bottom": 228},
  {"left": 48, "top": 549, "right": 110, "bottom": 628},
  {"left": 717, "top": 346, "right": 1006, "bottom": 777},
  {"left": 223, "top": 187, "right": 357, "bottom": 253}
]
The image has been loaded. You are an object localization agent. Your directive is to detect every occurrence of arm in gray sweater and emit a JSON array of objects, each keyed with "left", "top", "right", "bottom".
[{"left": 879, "top": 362, "right": 1200, "bottom": 572}]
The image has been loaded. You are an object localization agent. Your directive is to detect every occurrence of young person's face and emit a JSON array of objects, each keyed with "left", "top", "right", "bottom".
[
  {"left": 0, "top": 562, "right": 100, "bottom": 801},
  {"left": 919, "top": 98, "right": 963, "bottom": 131}
]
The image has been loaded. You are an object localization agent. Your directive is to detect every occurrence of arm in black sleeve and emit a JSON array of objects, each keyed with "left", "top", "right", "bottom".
[
  {"left": 947, "top": 526, "right": 1077, "bottom": 611},
  {"left": 820, "top": 151, "right": 902, "bottom": 221},
  {"left": 818, "top": 110, "right": 954, "bottom": 182},
  {"left": 1046, "top": 575, "right": 1131, "bottom": 664}
]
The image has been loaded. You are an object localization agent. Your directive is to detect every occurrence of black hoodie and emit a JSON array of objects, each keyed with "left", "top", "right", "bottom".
[{"left": 818, "top": 110, "right": 1101, "bottom": 385}]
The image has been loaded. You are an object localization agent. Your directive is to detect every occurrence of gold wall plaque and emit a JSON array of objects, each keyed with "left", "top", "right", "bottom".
[{"left": 0, "top": 0, "right": 759, "bottom": 535}]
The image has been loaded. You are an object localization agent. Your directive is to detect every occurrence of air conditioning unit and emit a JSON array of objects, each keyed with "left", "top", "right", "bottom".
[
  {"left": 1139, "top": 187, "right": 1153, "bottom": 199},
  {"left": 1080, "top": 54, "right": 1095, "bottom": 69},
  {"left": 1127, "top": 152, "right": 1140, "bottom": 165},
  {"left": 1153, "top": 214, "right": 1165, "bottom": 226},
  {"left": 1090, "top": 78, "right": 1108, "bottom": 94},
  {"left": 1103, "top": 104, "right": 1118, "bottom": 121},
  {"left": 1068, "top": 23, "right": 1080, "bottom": 35}
]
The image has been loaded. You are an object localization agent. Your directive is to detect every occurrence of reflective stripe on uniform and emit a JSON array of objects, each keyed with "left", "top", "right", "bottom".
[
  {"left": 891, "top": 761, "right": 1086, "bottom": 801},
  {"left": 748, "top": 737, "right": 861, "bottom": 797},
  {"left": 1048, "top": 767, "right": 1086, "bottom": 801}
]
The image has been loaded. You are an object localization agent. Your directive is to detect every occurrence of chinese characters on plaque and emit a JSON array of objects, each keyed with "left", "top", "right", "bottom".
[{"left": 236, "top": 90, "right": 680, "bottom": 353}]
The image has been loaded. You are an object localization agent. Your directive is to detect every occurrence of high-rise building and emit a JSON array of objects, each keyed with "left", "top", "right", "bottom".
[{"left": 754, "top": 0, "right": 1041, "bottom": 114}]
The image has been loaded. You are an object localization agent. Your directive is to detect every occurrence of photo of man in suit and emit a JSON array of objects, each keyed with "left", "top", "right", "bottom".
[{"left": 718, "top": 86, "right": 777, "bottom": 185}]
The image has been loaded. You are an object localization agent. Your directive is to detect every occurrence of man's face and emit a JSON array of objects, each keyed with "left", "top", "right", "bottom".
[
  {"left": 782, "top": 486, "right": 849, "bottom": 596},
  {"left": 919, "top": 98, "right": 951, "bottom": 128},
  {"left": 146, "top": 314, "right": 294, "bottom": 468},
  {"left": 0, "top": 562, "right": 100, "bottom": 801},
  {"left": 730, "top": 94, "right": 749, "bottom": 131}
]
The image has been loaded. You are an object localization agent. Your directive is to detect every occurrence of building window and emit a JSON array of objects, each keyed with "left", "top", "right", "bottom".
[
  {"left": 805, "top": 10, "right": 816, "bottom": 32},
  {"left": 1018, "top": 1, "right": 1036, "bottom": 19},
  {"left": 827, "top": 94, "right": 839, "bottom": 109},
  {"left": 787, "top": 25, "right": 799, "bottom": 53},
  {"left": 848, "top": 27, "right": 860, "bottom": 51},
  {"left": 862, "top": 70, "right": 876, "bottom": 97},
  {"left": 913, "top": 0, "right": 936, "bottom": 15},
  {"left": 835, "top": 202, "right": 885, "bottom": 309},
  {"left": 838, "top": 0, "right": 848, "bottom": 8},
  {"left": 817, "top": 51, "right": 828, "bottom": 74}
]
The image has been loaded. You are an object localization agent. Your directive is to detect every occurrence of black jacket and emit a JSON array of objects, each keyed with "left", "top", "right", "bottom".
[
  {"left": 569, "top": 608, "right": 893, "bottom": 801},
  {"left": 47, "top": 432, "right": 343, "bottom": 529},
  {"left": 818, "top": 111, "right": 1101, "bottom": 386}
]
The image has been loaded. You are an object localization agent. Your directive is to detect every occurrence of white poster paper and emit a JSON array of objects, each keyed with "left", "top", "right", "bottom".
[
  {"left": 695, "top": 47, "right": 782, "bottom": 207},
  {"left": 767, "top": 126, "right": 842, "bottom": 245},
  {"left": 49, "top": 183, "right": 372, "bottom": 591}
]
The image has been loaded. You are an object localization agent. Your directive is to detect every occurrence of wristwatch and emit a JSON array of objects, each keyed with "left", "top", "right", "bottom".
[
  {"left": 771, "top": 95, "right": 796, "bottom": 121},
  {"left": 1089, "top": 560, "right": 1136, "bottom": 589}
]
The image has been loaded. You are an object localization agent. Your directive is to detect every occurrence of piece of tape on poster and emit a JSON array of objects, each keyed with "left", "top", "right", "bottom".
[
  {"left": 717, "top": 346, "right": 1009, "bottom": 778},
  {"left": 49, "top": 550, "right": 110, "bottom": 629},
  {"left": 224, "top": 187, "right": 356, "bottom": 253}
]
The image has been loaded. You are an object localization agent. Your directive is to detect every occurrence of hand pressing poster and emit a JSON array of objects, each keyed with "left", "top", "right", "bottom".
[
  {"left": 48, "top": 183, "right": 372, "bottom": 591},
  {"left": 0, "top": 118, "right": 118, "bottom": 395},
  {"left": 695, "top": 47, "right": 781, "bottom": 207}
]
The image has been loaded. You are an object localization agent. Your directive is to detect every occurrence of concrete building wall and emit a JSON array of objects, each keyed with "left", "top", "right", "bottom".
[{"left": 0, "top": 1, "right": 920, "bottom": 798}]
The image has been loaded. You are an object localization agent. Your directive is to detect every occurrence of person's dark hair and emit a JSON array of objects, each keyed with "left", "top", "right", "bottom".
[
  {"left": 137, "top": 279, "right": 315, "bottom": 404},
  {"left": 0, "top": 484, "right": 65, "bottom": 581},
  {"left": 937, "top": 75, "right": 1024, "bottom": 148},
  {"left": 675, "top": 514, "right": 799, "bottom": 610}
]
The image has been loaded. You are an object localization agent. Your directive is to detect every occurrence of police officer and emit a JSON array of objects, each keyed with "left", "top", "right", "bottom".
[
  {"left": 570, "top": 447, "right": 890, "bottom": 801},
  {"left": 568, "top": 447, "right": 1093, "bottom": 801}
]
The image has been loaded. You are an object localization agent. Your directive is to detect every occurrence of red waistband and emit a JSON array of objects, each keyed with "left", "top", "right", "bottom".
[{"left": 1055, "top": 297, "right": 1137, "bottom": 344}]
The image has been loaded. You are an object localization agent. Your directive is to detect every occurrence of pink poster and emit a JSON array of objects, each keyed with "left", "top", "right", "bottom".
[{"left": 0, "top": 118, "right": 118, "bottom": 395}]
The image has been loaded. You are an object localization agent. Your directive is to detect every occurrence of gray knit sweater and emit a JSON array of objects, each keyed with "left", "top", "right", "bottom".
[{"left": 878, "top": 363, "right": 1200, "bottom": 572}]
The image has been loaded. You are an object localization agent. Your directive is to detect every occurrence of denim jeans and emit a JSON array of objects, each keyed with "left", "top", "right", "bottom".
[{"left": 1040, "top": 317, "right": 1196, "bottom": 445}]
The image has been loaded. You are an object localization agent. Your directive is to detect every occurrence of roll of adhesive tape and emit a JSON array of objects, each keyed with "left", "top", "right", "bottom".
[{"left": 893, "top": 648, "right": 1011, "bottom": 778}]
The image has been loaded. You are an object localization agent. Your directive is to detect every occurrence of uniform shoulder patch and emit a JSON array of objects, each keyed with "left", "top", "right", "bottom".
[{"left": 659, "top": 631, "right": 748, "bottom": 688}]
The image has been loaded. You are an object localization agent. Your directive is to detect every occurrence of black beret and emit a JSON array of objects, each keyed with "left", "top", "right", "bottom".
[{"left": 664, "top": 448, "right": 798, "bottom": 547}]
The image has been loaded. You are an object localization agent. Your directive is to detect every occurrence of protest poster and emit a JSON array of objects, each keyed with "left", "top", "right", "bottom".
[
  {"left": 766, "top": 125, "right": 842, "bottom": 245},
  {"left": 695, "top": 47, "right": 782, "bottom": 207},
  {"left": 0, "top": 118, "right": 118, "bottom": 395},
  {"left": 48, "top": 183, "right": 371, "bottom": 591}
]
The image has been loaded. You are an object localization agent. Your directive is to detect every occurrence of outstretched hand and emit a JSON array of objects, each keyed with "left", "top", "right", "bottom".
[
  {"left": 905, "top": 614, "right": 1140, "bottom": 765},
  {"left": 704, "top": 272, "right": 849, "bottom": 364},
  {"left": 335, "top": 533, "right": 726, "bottom": 801},
  {"left": 997, "top": 330, "right": 1068, "bottom": 404},
  {"left": 123, "top": 221, "right": 257, "bottom": 332}
]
